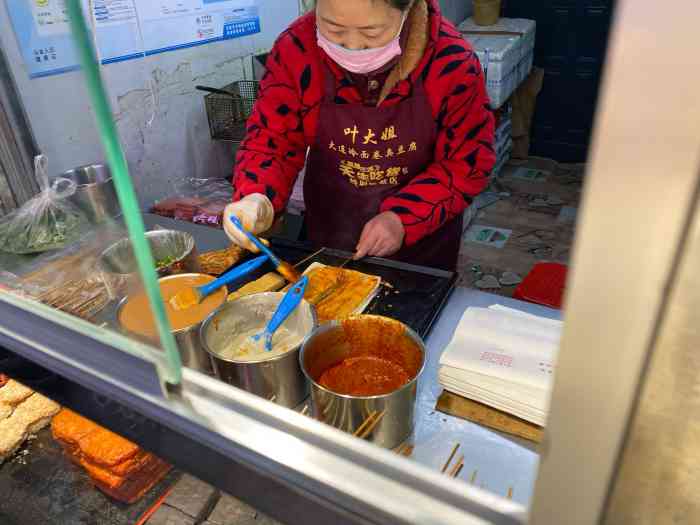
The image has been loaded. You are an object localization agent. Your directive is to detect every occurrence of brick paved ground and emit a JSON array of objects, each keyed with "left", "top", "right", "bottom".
[{"left": 148, "top": 474, "right": 281, "bottom": 525}]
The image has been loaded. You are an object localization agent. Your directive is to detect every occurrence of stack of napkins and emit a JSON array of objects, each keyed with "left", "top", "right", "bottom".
[{"left": 438, "top": 305, "right": 562, "bottom": 426}]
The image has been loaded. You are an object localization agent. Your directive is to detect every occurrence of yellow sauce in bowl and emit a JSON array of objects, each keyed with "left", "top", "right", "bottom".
[{"left": 119, "top": 274, "right": 226, "bottom": 338}]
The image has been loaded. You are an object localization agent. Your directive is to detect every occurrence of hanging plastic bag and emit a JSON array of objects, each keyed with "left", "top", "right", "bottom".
[{"left": 0, "top": 155, "right": 88, "bottom": 254}]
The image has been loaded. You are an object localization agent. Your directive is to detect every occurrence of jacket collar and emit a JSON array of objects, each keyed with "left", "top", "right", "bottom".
[{"left": 316, "top": 0, "right": 440, "bottom": 106}]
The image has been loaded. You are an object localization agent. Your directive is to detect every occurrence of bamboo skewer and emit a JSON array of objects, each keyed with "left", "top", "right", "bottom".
[
  {"left": 357, "top": 410, "right": 386, "bottom": 439},
  {"left": 353, "top": 412, "right": 378, "bottom": 437},
  {"left": 359, "top": 410, "right": 385, "bottom": 439},
  {"left": 353, "top": 410, "right": 386, "bottom": 439},
  {"left": 448, "top": 455, "right": 464, "bottom": 478},
  {"left": 294, "top": 247, "right": 326, "bottom": 268},
  {"left": 441, "top": 443, "right": 461, "bottom": 473}
]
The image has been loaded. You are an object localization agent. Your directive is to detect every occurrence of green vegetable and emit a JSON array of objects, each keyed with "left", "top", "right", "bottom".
[
  {"left": 0, "top": 196, "right": 87, "bottom": 254},
  {"left": 155, "top": 255, "right": 177, "bottom": 269}
]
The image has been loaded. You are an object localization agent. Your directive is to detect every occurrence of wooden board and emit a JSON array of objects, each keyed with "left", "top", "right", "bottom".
[{"left": 436, "top": 390, "right": 544, "bottom": 443}]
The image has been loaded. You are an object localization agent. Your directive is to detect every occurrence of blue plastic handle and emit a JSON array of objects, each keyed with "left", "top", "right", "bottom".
[
  {"left": 229, "top": 215, "right": 281, "bottom": 267},
  {"left": 263, "top": 275, "right": 309, "bottom": 350},
  {"left": 198, "top": 255, "right": 269, "bottom": 299}
]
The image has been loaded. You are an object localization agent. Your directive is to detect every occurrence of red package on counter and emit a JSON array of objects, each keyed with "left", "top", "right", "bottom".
[
  {"left": 514, "top": 262, "right": 568, "bottom": 309},
  {"left": 150, "top": 197, "right": 180, "bottom": 218},
  {"left": 193, "top": 200, "right": 228, "bottom": 228}
]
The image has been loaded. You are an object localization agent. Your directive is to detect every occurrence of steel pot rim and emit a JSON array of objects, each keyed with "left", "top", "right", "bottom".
[
  {"left": 200, "top": 292, "right": 318, "bottom": 365},
  {"left": 100, "top": 230, "right": 196, "bottom": 275},
  {"left": 299, "top": 314, "right": 427, "bottom": 401},
  {"left": 116, "top": 272, "right": 226, "bottom": 338}
]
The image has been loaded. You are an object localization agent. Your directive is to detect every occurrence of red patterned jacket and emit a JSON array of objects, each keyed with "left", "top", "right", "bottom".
[{"left": 233, "top": 0, "right": 495, "bottom": 246}]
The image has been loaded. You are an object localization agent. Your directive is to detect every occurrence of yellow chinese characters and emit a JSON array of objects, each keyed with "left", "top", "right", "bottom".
[
  {"left": 339, "top": 161, "right": 407, "bottom": 188},
  {"left": 343, "top": 126, "right": 400, "bottom": 146}
]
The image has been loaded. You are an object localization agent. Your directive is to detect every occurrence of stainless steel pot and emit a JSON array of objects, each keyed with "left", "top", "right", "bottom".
[
  {"left": 200, "top": 292, "right": 316, "bottom": 408},
  {"left": 56, "top": 164, "right": 120, "bottom": 223},
  {"left": 115, "top": 273, "right": 225, "bottom": 374},
  {"left": 300, "top": 315, "right": 426, "bottom": 449},
  {"left": 98, "top": 230, "right": 200, "bottom": 299}
]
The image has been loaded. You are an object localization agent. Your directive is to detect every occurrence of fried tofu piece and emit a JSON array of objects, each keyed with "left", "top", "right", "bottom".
[
  {"left": 227, "top": 272, "right": 286, "bottom": 302},
  {"left": 0, "top": 391, "right": 60, "bottom": 462},
  {"left": 0, "top": 404, "right": 12, "bottom": 421},
  {"left": 0, "top": 380, "right": 34, "bottom": 406},
  {"left": 11, "top": 392, "right": 60, "bottom": 433},
  {"left": 0, "top": 418, "right": 26, "bottom": 462},
  {"left": 199, "top": 245, "right": 246, "bottom": 276},
  {"left": 300, "top": 266, "right": 379, "bottom": 323},
  {"left": 51, "top": 408, "right": 172, "bottom": 504},
  {"left": 52, "top": 409, "right": 139, "bottom": 467}
]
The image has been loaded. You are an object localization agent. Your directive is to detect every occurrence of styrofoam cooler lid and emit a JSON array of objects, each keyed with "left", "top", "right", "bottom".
[{"left": 459, "top": 18, "right": 536, "bottom": 63}]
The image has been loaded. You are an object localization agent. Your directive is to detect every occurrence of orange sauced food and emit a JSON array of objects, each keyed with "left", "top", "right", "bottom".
[
  {"left": 319, "top": 356, "right": 410, "bottom": 396},
  {"left": 119, "top": 274, "right": 226, "bottom": 338},
  {"left": 294, "top": 266, "right": 379, "bottom": 323}
]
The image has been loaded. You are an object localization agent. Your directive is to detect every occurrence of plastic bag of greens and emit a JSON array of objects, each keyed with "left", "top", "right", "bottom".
[{"left": 0, "top": 155, "right": 88, "bottom": 254}]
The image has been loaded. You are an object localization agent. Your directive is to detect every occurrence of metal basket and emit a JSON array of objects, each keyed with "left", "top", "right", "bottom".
[{"left": 203, "top": 80, "right": 260, "bottom": 142}]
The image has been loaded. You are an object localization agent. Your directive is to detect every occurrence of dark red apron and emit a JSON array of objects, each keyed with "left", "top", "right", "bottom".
[{"left": 304, "top": 65, "right": 463, "bottom": 271}]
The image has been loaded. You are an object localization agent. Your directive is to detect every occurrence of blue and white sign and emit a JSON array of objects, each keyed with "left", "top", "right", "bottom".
[
  {"left": 5, "top": 0, "right": 261, "bottom": 77},
  {"left": 5, "top": 0, "right": 86, "bottom": 78},
  {"left": 96, "top": 0, "right": 261, "bottom": 63}
]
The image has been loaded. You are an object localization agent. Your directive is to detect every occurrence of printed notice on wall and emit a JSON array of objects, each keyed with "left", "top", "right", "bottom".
[
  {"left": 5, "top": 0, "right": 86, "bottom": 78},
  {"left": 6, "top": 0, "right": 261, "bottom": 78},
  {"left": 93, "top": 0, "right": 261, "bottom": 64}
]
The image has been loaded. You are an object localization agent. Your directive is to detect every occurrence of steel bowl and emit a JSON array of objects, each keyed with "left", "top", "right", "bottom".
[
  {"left": 200, "top": 292, "right": 316, "bottom": 408},
  {"left": 55, "top": 164, "right": 120, "bottom": 223},
  {"left": 98, "top": 230, "right": 200, "bottom": 299},
  {"left": 300, "top": 315, "right": 426, "bottom": 449},
  {"left": 115, "top": 273, "right": 226, "bottom": 373}
]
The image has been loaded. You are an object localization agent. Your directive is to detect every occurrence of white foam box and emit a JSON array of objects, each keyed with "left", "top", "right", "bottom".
[
  {"left": 492, "top": 143, "right": 512, "bottom": 179},
  {"left": 458, "top": 18, "right": 536, "bottom": 109},
  {"left": 495, "top": 116, "right": 513, "bottom": 146}
]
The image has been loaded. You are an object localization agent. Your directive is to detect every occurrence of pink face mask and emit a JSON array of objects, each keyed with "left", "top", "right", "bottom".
[{"left": 317, "top": 14, "right": 407, "bottom": 74}]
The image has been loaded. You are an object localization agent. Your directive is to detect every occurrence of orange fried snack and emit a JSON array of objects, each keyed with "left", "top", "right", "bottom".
[
  {"left": 52, "top": 408, "right": 139, "bottom": 466},
  {"left": 92, "top": 456, "right": 172, "bottom": 504},
  {"left": 301, "top": 266, "right": 379, "bottom": 323},
  {"left": 51, "top": 409, "right": 171, "bottom": 503}
]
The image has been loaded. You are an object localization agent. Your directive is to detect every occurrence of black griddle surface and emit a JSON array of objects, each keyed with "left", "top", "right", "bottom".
[
  {"left": 239, "top": 240, "right": 458, "bottom": 339},
  {"left": 0, "top": 427, "right": 180, "bottom": 525}
]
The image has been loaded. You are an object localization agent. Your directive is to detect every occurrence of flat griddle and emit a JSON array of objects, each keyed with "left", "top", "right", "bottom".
[{"left": 239, "top": 239, "right": 459, "bottom": 339}]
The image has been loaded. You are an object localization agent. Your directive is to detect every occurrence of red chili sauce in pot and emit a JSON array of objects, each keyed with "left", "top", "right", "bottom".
[{"left": 319, "top": 356, "right": 410, "bottom": 396}]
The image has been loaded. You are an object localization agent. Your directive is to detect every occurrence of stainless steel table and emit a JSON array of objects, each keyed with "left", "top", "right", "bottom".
[{"left": 412, "top": 288, "right": 560, "bottom": 505}]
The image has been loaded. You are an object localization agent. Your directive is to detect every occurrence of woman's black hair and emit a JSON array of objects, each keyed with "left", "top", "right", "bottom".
[
  {"left": 386, "top": 0, "right": 413, "bottom": 10},
  {"left": 315, "top": 0, "right": 413, "bottom": 12}
]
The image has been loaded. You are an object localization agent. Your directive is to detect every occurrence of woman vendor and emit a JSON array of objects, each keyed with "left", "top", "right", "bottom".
[{"left": 224, "top": 0, "right": 495, "bottom": 271}]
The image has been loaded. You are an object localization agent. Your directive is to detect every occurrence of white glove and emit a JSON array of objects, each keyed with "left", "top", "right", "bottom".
[{"left": 223, "top": 193, "right": 275, "bottom": 252}]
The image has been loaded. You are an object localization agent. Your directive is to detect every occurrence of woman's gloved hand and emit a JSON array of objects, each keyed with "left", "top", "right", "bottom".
[{"left": 223, "top": 194, "right": 275, "bottom": 252}]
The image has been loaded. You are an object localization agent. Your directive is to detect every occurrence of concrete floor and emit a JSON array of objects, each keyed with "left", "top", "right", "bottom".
[{"left": 457, "top": 158, "right": 584, "bottom": 297}]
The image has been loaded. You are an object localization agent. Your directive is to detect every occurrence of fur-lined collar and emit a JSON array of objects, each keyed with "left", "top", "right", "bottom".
[{"left": 377, "top": 0, "right": 430, "bottom": 105}]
